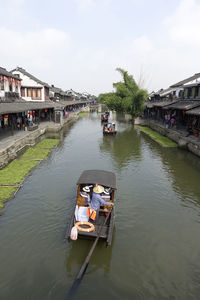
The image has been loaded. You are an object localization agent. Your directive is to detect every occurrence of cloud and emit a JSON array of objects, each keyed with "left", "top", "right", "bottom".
[
  {"left": 73, "top": 0, "right": 112, "bottom": 12},
  {"left": 0, "top": 0, "right": 25, "bottom": 25},
  {"left": 164, "top": 0, "right": 200, "bottom": 46},
  {"left": 0, "top": 27, "right": 71, "bottom": 73},
  {"left": 131, "top": 35, "right": 154, "bottom": 55},
  {"left": 1, "top": 0, "right": 200, "bottom": 95},
  {"left": 73, "top": 0, "right": 95, "bottom": 11}
]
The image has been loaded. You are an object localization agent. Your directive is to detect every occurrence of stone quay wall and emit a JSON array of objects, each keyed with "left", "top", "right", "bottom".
[
  {"left": 0, "top": 113, "right": 79, "bottom": 169},
  {"left": 141, "top": 119, "right": 200, "bottom": 158}
]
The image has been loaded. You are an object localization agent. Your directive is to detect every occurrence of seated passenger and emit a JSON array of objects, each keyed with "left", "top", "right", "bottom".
[
  {"left": 104, "top": 187, "right": 111, "bottom": 196},
  {"left": 101, "top": 187, "right": 111, "bottom": 201},
  {"left": 80, "top": 186, "right": 91, "bottom": 205},
  {"left": 108, "top": 123, "right": 113, "bottom": 131}
]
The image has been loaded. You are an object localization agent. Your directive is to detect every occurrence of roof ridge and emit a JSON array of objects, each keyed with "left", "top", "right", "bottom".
[{"left": 11, "top": 67, "right": 50, "bottom": 87}]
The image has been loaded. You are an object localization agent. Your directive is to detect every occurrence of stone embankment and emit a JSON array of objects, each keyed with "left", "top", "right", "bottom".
[
  {"left": 0, "top": 112, "right": 79, "bottom": 169},
  {"left": 139, "top": 118, "right": 200, "bottom": 158}
]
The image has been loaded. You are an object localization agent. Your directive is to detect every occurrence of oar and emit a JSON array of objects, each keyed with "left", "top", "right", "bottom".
[{"left": 67, "top": 207, "right": 113, "bottom": 299}]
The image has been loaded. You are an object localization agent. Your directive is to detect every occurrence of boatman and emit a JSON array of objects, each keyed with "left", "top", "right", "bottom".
[{"left": 87, "top": 185, "right": 114, "bottom": 222}]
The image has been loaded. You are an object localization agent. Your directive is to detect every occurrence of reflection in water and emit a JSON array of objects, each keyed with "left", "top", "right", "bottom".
[
  {"left": 140, "top": 132, "right": 200, "bottom": 207},
  {"left": 2, "top": 112, "right": 200, "bottom": 299},
  {"left": 66, "top": 230, "right": 115, "bottom": 279},
  {"left": 100, "top": 126, "right": 142, "bottom": 169}
]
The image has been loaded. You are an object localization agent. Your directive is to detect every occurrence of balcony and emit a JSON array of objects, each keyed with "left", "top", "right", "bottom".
[{"left": 0, "top": 92, "right": 20, "bottom": 102}]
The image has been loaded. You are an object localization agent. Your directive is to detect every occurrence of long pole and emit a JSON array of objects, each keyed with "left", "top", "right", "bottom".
[{"left": 67, "top": 208, "right": 112, "bottom": 298}]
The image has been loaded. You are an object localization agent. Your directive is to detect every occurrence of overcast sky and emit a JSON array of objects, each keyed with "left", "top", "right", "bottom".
[{"left": 1, "top": 0, "right": 200, "bottom": 95}]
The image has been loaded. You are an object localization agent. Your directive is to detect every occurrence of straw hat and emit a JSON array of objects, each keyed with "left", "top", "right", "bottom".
[
  {"left": 83, "top": 186, "right": 90, "bottom": 192},
  {"left": 93, "top": 185, "right": 104, "bottom": 194}
]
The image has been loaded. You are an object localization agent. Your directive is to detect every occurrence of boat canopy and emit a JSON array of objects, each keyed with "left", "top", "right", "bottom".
[{"left": 77, "top": 170, "right": 117, "bottom": 189}]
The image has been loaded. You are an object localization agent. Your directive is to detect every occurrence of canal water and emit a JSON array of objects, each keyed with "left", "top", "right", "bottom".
[{"left": 1, "top": 112, "right": 200, "bottom": 300}]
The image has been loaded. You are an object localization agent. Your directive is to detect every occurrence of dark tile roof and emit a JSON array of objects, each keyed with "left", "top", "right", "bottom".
[
  {"left": 163, "top": 100, "right": 200, "bottom": 110},
  {"left": 10, "top": 67, "right": 50, "bottom": 87},
  {"left": 170, "top": 73, "right": 200, "bottom": 88},
  {"left": 57, "top": 99, "right": 90, "bottom": 107},
  {"left": 0, "top": 67, "right": 22, "bottom": 80},
  {"left": 146, "top": 100, "right": 178, "bottom": 108},
  {"left": 183, "top": 82, "right": 200, "bottom": 88},
  {"left": 0, "top": 99, "right": 92, "bottom": 114},
  {"left": 159, "top": 87, "right": 173, "bottom": 96},
  {"left": 0, "top": 100, "right": 56, "bottom": 114},
  {"left": 186, "top": 107, "right": 200, "bottom": 116},
  {"left": 50, "top": 86, "right": 66, "bottom": 96}
]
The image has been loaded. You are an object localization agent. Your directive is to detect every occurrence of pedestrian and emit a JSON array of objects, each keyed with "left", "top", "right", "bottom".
[{"left": 1, "top": 116, "right": 4, "bottom": 129}]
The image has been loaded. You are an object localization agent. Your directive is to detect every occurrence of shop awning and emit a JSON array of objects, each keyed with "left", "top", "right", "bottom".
[
  {"left": 163, "top": 100, "right": 200, "bottom": 110},
  {"left": 0, "top": 101, "right": 56, "bottom": 114},
  {"left": 186, "top": 107, "right": 200, "bottom": 116},
  {"left": 0, "top": 99, "right": 90, "bottom": 115},
  {"left": 146, "top": 102, "right": 155, "bottom": 108},
  {"left": 152, "top": 100, "right": 179, "bottom": 108},
  {"left": 146, "top": 100, "right": 179, "bottom": 108}
]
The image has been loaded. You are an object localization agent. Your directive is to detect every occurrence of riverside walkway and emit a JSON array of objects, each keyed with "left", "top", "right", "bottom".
[
  {"left": 0, "top": 121, "right": 60, "bottom": 151},
  {"left": 0, "top": 112, "right": 79, "bottom": 168},
  {"left": 142, "top": 118, "right": 200, "bottom": 158}
]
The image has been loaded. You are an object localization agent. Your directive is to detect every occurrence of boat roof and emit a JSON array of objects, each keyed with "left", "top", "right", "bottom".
[{"left": 77, "top": 170, "right": 117, "bottom": 189}]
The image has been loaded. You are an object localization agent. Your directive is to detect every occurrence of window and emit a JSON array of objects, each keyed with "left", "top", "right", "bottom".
[
  {"left": 191, "top": 87, "right": 195, "bottom": 98},
  {"left": 44, "top": 87, "right": 49, "bottom": 100},
  {"left": 31, "top": 88, "right": 42, "bottom": 99},
  {"left": 184, "top": 88, "right": 188, "bottom": 98},
  {"left": 37, "top": 89, "right": 41, "bottom": 99},
  {"left": 187, "top": 88, "right": 192, "bottom": 98},
  {"left": 32, "top": 88, "right": 36, "bottom": 98},
  {"left": 27, "top": 88, "right": 32, "bottom": 97},
  {"left": 0, "top": 76, "right": 4, "bottom": 90},
  {"left": 21, "top": 87, "right": 25, "bottom": 97}
]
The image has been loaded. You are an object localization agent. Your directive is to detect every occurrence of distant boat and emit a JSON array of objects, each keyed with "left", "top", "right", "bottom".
[
  {"left": 104, "top": 110, "right": 110, "bottom": 116},
  {"left": 101, "top": 113, "right": 108, "bottom": 122},
  {"left": 66, "top": 169, "right": 116, "bottom": 246}
]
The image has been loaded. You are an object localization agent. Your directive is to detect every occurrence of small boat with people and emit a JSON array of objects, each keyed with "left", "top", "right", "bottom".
[
  {"left": 104, "top": 110, "right": 110, "bottom": 116},
  {"left": 103, "top": 122, "right": 117, "bottom": 135},
  {"left": 67, "top": 169, "right": 116, "bottom": 246},
  {"left": 101, "top": 113, "right": 108, "bottom": 122}
]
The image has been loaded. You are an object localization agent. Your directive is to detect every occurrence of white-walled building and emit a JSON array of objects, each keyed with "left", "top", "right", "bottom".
[
  {"left": 0, "top": 67, "right": 21, "bottom": 101},
  {"left": 11, "top": 67, "right": 50, "bottom": 102},
  {"left": 170, "top": 73, "right": 200, "bottom": 98}
]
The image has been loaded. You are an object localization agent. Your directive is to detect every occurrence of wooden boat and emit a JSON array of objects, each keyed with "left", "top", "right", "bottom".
[
  {"left": 101, "top": 113, "right": 108, "bottom": 122},
  {"left": 104, "top": 110, "right": 110, "bottom": 116},
  {"left": 66, "top": 170, "right": 116, "bottom": 246},
  {"left": 103, "top": 122, "right": 117, "bottom": 135}
]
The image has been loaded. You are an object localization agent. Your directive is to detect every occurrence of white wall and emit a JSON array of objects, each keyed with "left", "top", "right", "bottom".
[{"left": 12, "top": 70, "right": 45, "bottom": 101}]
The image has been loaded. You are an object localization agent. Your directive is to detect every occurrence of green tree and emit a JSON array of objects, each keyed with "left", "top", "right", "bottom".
[{"left": 98, "top": 68, "right": 148, "bottom": 120}]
